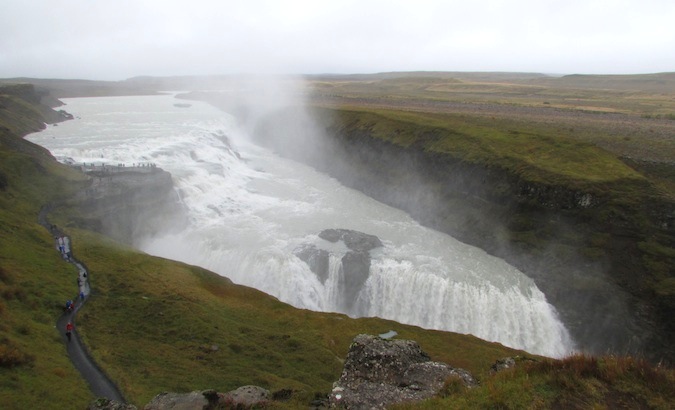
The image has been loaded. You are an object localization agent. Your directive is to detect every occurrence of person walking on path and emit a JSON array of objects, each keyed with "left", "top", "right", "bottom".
[{"left": 65, "top": 321, "right": 74, "bottom": 342}]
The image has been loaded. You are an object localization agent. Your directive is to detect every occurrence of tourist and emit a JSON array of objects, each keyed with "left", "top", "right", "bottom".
[{"left": 65, "top": 322, "right": 74, "bottom": 342}]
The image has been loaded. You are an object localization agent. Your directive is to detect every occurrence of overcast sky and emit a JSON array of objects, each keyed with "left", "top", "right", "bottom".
[{"left": 1, "top": 0, "right": 674, "bottom": 80}]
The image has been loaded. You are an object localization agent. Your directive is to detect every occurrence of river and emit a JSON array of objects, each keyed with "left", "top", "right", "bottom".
[{"left": 27, "top": 94, "right": 574, "bottom": 357}]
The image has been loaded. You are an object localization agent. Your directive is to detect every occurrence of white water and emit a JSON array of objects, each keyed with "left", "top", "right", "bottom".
[{"left": 28, "top": 94, "right": 574, "bottom": 357}]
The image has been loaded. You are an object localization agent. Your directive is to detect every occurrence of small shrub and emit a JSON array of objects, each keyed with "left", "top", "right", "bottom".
[
  {"left": 0, "top": 340, "right": 35, "bottom": 368},
  {"left": 438, "top": 374, "right": 468, "bottom": 397},
  {"left": 1, "top": 286, "right": 27, "bottom": 302},
  {"left": 52, "top": 368, "right": 67, "bottom": 378}
]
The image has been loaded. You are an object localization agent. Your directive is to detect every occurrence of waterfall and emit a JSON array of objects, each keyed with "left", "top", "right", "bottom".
[{"left": 27, "top": 94, "right": 575, "bottom": 358}]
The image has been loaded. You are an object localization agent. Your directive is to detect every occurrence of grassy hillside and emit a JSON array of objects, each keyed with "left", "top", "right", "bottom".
[
  {"left": 63, "top": 228, "right": 519, "bottom": 406},
  {"left": 1, "top": 85, "right": 93, "bottom": 408},
  {"left": 2, "top": 80, "right": 673, "bottom": 409}
]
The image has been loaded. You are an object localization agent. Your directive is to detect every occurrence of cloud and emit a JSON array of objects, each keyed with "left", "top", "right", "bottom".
[{"left": 1, "top": 0, "right": 674, "bottom": 80}]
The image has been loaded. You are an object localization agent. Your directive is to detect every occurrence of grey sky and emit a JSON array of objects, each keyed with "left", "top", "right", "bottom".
[{"left": 1, "top": 0, "right": 674, "bottom": 80}]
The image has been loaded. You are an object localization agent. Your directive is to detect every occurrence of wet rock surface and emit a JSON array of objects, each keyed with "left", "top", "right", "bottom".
[
  {"left": 329, "top": 334, "right": 476, "bottom": 409},
  {"left": 294, "top": 244, "right": 330, "bottom": 283},
  {"left": 318, "top": 228, "right": 383, "bottom": 252},
  {"left": 294, "top": 229, "right": 383, "bottom": 313}
]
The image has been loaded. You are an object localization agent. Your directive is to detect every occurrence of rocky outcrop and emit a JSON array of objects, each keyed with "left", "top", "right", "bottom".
[
  {"left": 72, "top": 166, "right": 187, "bottom": 246},
  {"left": 221, "top": 385, "right": 270, "bottom": 408},
  {"left": 295, "top": 244, "right": 330, "bottom": 283},
  {"left": 329, "top": 334, "right": 476, "bottom": 409},
  {"left": 294, "top": 229, "right": 383, "bottom": 313}
]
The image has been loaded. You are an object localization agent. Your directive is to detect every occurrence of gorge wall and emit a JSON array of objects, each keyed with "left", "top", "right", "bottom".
[
  {"left": 69, "top": 167, "right": 187, "bottom": 246},
  {"left": 252, "top": 106, "right": 674, "bottom": 364}
]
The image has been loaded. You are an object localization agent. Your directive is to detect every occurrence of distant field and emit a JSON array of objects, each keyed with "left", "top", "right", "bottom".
[{"left": 306, "top": 73, "right": 675, "bottom": 165}]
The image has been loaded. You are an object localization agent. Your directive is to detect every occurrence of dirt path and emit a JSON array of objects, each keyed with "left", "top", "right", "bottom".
[{"left": 39, "top": 204, "right": 126, "bottom": 403}]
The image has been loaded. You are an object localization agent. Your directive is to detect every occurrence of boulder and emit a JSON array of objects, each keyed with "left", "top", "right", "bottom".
[
  {"left": 143, "top": 390, "right": 219, "bottom": 410},
  {"left": 318, "top": 229, "right": 382, "bottom": 252},
  {"left": 221, "top": 385, "right": 270, "bottom": 408},
  {"left": 294, "top": 244, "right": 330, "bottom": 283},
  {"left": 329, "top": 334, "right": 476, "bottom": 409},
  {"left": 490, "top": 357, "right": 517, "bottom": 374}
]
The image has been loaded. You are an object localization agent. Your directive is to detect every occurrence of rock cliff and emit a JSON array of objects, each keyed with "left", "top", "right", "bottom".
[
  {"left": 295, "top": 229, "right": 383, "bottom": 314},
  {"left": 71, "top": 166, "right": 187, "bottom": 246}
]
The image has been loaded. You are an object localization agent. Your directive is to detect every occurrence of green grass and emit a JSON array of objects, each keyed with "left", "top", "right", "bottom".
[
  {"left": 393, "top": 355, "right": 674, "bottom": 409},
  {"left": 69, "top": 228, "right": 522, "bottom": 406},
  {"left": 0, "top": 140, "right": 93, "bottom": 407},
  {"left": 327, "top": 107, "right": 644, "bottom": 186}
]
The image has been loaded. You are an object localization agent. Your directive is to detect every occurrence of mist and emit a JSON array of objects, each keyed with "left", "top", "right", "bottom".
[{"left": 185, "top": 76, "right": 646, "bottom": 358}]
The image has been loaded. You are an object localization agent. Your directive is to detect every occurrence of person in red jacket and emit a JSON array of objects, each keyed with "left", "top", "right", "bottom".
[{"left": 65, "top": 322, "right": 74, "bottom": 342}]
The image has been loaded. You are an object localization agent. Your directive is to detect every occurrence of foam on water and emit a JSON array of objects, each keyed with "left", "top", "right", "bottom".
[{"left": 28, "top": 94, "right": 575, "bottom": 357}]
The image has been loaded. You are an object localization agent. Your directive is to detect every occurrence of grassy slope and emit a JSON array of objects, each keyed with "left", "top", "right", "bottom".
[
  {"left": 328, "top": 107, "right": 645, "bottom": 185},
  {"left": 66, "top": 229, "right": 517, "bottom": 406},
  {"left": 395, "top": 354, "right": 674, "bottom": 409},
  {"left": 0, "top": 87, "right": 93, "bottom": 408}
]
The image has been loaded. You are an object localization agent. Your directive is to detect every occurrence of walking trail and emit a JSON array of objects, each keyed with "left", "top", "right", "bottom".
[{"left": 39, "top": 204, "right": 126, "bottom": 403}]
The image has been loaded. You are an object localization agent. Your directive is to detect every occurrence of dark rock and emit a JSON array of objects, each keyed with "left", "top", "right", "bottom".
[
  {"left": 319, "top": 228, "right": 383, "bottom": 252},
  {"left": 341, "top": 250, "right": 371, "bottom": 312},
  {"left": 330, "top": 334, "right": 476, "bottom": 409},
  {"left": 295, "top": 229, "right": 383, "bottom": 313},
  {"left": 294, "top": 244, "right": 330, "bottom": 283}
]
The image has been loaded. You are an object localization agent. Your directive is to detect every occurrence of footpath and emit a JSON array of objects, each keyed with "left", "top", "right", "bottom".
[{"left": 39, "top": 205, "right": 127, "bottom": 404}]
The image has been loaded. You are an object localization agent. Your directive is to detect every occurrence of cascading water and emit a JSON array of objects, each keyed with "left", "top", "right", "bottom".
[{"left": 28, "top": 94, "right": 575, "bottom": 358}]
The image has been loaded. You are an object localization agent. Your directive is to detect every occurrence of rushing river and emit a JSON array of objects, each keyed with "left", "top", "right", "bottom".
[{"left": 28, "top": 94, "right": 574, "bottom": 357}]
